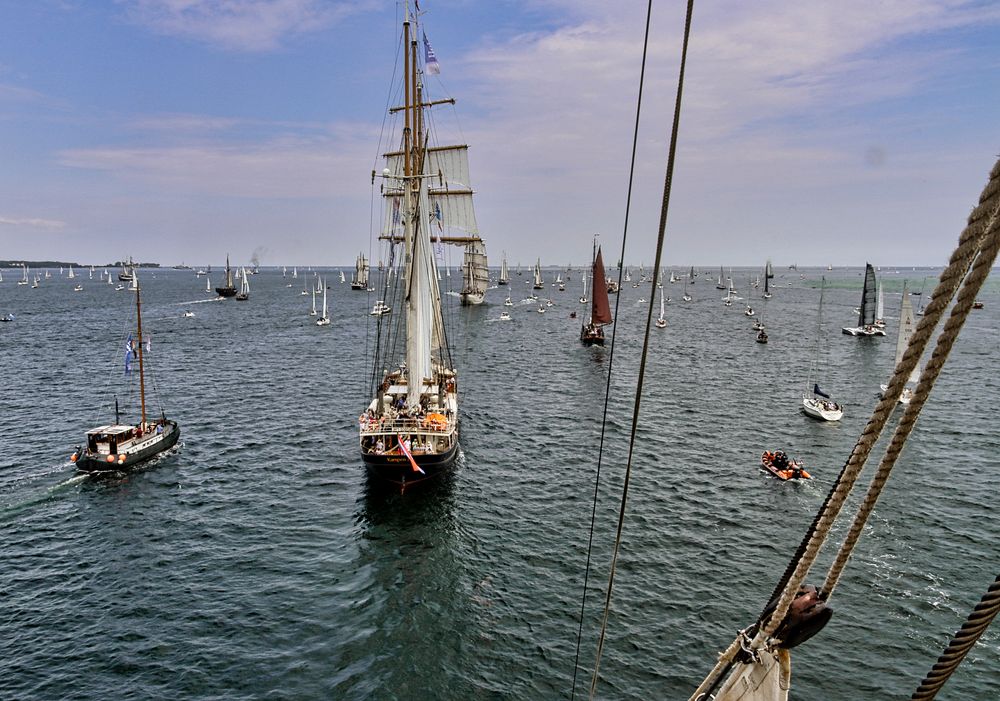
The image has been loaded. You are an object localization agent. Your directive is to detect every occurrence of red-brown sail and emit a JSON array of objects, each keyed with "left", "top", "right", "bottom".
[{"left": 591, "top": 247, "right": 612, "bottom": 325}]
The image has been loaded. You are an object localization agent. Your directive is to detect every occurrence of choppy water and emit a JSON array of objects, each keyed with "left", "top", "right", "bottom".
[{"left": 2, "top": 266, "right": 998, "bottom": 700}]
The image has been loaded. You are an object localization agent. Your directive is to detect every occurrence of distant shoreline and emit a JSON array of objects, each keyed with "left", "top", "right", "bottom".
[{"left": 1, "top": 260, "right": 161, "bottom": 269}]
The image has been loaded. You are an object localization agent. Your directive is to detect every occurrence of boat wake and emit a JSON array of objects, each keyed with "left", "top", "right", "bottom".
[
  {"left": 0, "top": 468, "right": 88, "bottom": 521},
  {"left": 179, "top": 297, "right": 225, "bottom": 305}
]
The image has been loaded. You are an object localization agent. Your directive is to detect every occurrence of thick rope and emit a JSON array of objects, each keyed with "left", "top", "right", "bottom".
[
  {"left": 687, "top": 156, "right": 1000, "bottom": 700},
  {"left": 589, "top": 1, "right": 695, "bottom": 698},
  {"left": 822, "top": 177, "right": 1000, "bottom": 598},
  {"left": 911, "top": 576, "right": 1000, "bottom": 700}
]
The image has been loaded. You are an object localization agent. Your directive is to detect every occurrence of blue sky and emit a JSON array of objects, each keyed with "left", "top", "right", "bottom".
[{"left": 1, "top": 0, "right": 999, "bottom": 267}]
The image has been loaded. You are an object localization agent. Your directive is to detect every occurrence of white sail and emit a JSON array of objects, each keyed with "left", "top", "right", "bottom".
[
  {"left": 499, "top": 252, "right": 509, "bottom": 283},
  {"left": 461, "top": 240, "right": 489, "bottom": 301},
  {"left": 895, "top": 283, "right": 920, "bottom": 384}
]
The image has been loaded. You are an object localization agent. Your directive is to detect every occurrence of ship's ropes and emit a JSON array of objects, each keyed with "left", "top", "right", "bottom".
[
  {"left": 911, "top": 575, "right": 1000, "bottom": 700},
  {"left": 569, "top": 1, "right": 697, "bottom": 699},
  {"left": 689, "top": 158, "right": 1000, "bottom": 701}
]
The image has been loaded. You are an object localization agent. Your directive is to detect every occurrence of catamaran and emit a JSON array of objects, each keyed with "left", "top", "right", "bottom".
[
  {"left": 358, "top": 2, "right": 461, "bottom": 487},
  {"left": 72, "top": 270, "right": 180, "bottom": 473},
  {"left": 842, "top": 262, "right": 885, "bottom": 335}
]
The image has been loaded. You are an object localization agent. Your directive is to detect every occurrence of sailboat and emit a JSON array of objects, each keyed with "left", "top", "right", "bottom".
[
  {"left": 655, "top": 288, "right": 667, "bottom": 329},
  {"left": 358, "top": 3, "right": 460, "bottom": 487},
  {"left": 316, "top": 278, "right": 330, "bottom": 326},
  {"left": 504, "top": 291, "right": 513, "bottom": 307},
  {"left": 215, "top": 255, "right": 238, "bottom": 297},
  {"left": 18, "top": 264, "right": 28, "bottom": 285},
  {"left": 309, "top": 285, "right": 318, "bottom": 316},
  {"left": 235, "top": 267, "right": 249, "bottom": 300},
  {"left": 460, "top": 239, "right": 488, "bottom": 305},
  {"left": 118, "top": 256, "right": 135, "bottom": 282},
  {"left": 498, "top": 252, "right": 509, "bottom": 286},
  {"left": 579, "top": 269, "right": 588, "bottom": 304},
  {"left": 351, "top": 253, "right": 369, "bottom": 290},
  {"left": 68, "top": 265, "right": 75, "bottom": 279},
  {"left": 874, "top": 278, "right": 886, "bottom": 328},
  {"left": 581, "top": 240, "right": 613, "bottom": 345},
  {"left": 205, "top": 275, "right": 211, "bottom": 293},
  {"left": 532, "top": 259, "right": 544, "bottom": 290},
  {"left": 71, "top": 270, "right": 180, "bottom": 473},
  {"left": 715, "top": 266, "right": 726, "bottom": 289},
  {"left": 803, "top": 277, "right": 844, "bottom": 421},
  {"left": 880, "top": 282, "right": 919, "bottom": 403},
  {"left": 762, "top": 259, "right": 774, "bottom": 299},
  {"left": 339, "top": 270, "right": 346, "bottom": 284},
  {"left": 842, "top": 262, "right": 885, "bottom": 335}
]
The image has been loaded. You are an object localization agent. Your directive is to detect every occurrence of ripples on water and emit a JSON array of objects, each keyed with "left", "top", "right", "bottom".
[{"left": 1, "top": 268, "right": 997, "bottom": 699}]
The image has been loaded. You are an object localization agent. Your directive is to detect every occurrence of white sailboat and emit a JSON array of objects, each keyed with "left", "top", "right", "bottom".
[
  {"left": 498, "top": 252, "right": 509, "bottom": 286},
  {"left": 803, "top": 277, "right": 844, "bottom": 421},
  {"left": 206, "top": 275, "right": 211, "bottom": 293},
  {"left": 880, "top": 281, "right": 919, "bottom": 403},
  {"left": 309, "top": 285, "right": 317, "bottom": 316},
  {"left": 504, "top": 290, "right": 513, "bottom": 307},
  {"left": 235, "top": 267, "right": 249, "bottom": 300},
  {"left": 339, "top": 270, "right": 346, "bottom": 284},
  {"left": 655, "top": 288, "right": 667, "bottom": 329},
  {"left": 316, "top": 278, "right": 330, "bottom": 325},
  {"left": 359, "top": 2, "right": 460, "bottom": 486},
  {"left": 18, "top": 264, "right": 28, "bottom": 285},
  {"left": 532, "top": 259, "right": 544, "bottom": 290},
  {"left": 579, "top": 270, "right": 588, "bottom": 304}
]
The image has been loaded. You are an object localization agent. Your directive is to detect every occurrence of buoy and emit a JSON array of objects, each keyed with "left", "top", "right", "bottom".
[{"left": 107, "top": 455, "right": 116, "bottom": 463}]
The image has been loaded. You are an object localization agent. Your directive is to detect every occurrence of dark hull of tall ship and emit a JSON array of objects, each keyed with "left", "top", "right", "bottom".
[
  {"left": 216, "top": 286, "right": 237, "bottom": 297},
  {"left": 362, "top": 439, "right": 460, "bottom": 488},
  {"left": 580, "top": 325, "right": 605, "bottom": 346},
  {"left": 350, "top": 282, "right": 366, "bottom": 290},
  {"left": 75, "top": 422, "right": 180, "bottom": 474}
]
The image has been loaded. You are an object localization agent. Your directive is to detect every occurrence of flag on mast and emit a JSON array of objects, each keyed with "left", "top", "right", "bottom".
[{"left": 423, "top": 32, "right": 440, "bottom": 74}]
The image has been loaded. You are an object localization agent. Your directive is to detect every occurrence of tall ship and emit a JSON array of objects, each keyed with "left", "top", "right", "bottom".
[
  {"left": 460, "top": 239, "right": 488, "bottom": 305},
  {"left": 72, "top": 270, "right": 180, "bottom": 473},
  {"left": 580, "top": 238, "right": 613, "bottom": 345},
  {"left": 350, "top": 253, "right": 369, "bottom": 290},
  {"left": 215, "top": 255, "right": 238, "bottom": 297},
  {"left": 498, "top": 252, "right": 509, "bottom": 285},
  {"left": 359, "top": 2, "right": 460, "bottom": 488},
  {"left": 117, "top": 256, "right": 135, "bottom": 282}
]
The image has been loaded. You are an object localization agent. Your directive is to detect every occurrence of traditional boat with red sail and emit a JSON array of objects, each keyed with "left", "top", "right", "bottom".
[{"left": 580, "top": 238, "right": 613, "bottom": 345}]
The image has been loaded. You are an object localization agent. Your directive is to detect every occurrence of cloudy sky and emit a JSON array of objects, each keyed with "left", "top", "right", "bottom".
[{"left": 1, "top": 0, "right": 998, "bottom": 268}]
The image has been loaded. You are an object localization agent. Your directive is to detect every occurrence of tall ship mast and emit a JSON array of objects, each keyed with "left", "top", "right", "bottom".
[{"left": 359, "top": 1, "right": 460, "bottom": 488}]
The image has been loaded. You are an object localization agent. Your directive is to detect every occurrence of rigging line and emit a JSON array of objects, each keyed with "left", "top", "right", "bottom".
[
  {"left": 569, "top": 1, "right": 654, "bottom": 696},
  {"left": 911, "top": 575, "right": 1000, "bottom": 700},
  {"left": 588, "top": 1, "right": 695, "bottom": 699},
  {"left": 821, "top": 183, "right": 1000, "bottom": 601},
  {"left": 687, "top": 157, "right": 1000, "bottom": 701}
]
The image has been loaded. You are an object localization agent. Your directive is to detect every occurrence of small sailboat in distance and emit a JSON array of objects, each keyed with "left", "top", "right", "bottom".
[
  {"left": 655, "top": 287, "right": 667, "bottom": 329},
  {"left": 316, "top": 278, "right": 330, "bottom": 325},
  {"left": 216, "top": 255, "right": 238, "bottom": 297},
  {"left": 880, "top": 281, "right": 919, "bottom": 403},
  {"left": 72, "top": 270, "right": 180, "bottom": 473},
  {"left": 581, "top": 239, "right": 613, "bottom": 345},
  {"left": 803, "top": 278, "right": 844, "bottom": 421}
]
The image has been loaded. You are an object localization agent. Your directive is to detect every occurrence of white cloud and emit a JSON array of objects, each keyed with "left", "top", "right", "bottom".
[
  {"left": 120, "top": 0, "right": 370, "bottom": 52},
  {"left": 0, "top": 216, "right": 67, "bottom": 229}
]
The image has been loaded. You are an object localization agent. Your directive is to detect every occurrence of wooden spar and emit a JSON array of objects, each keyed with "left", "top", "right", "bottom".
[
  {"left": 389, "top": 98, "right": 455, "bottom": 114},
  {"left": 380, "top": 234, "right": 482, "bottom": 244},
  {"left": 135, "top": 274, "right": 147, "bottom": 427}
]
